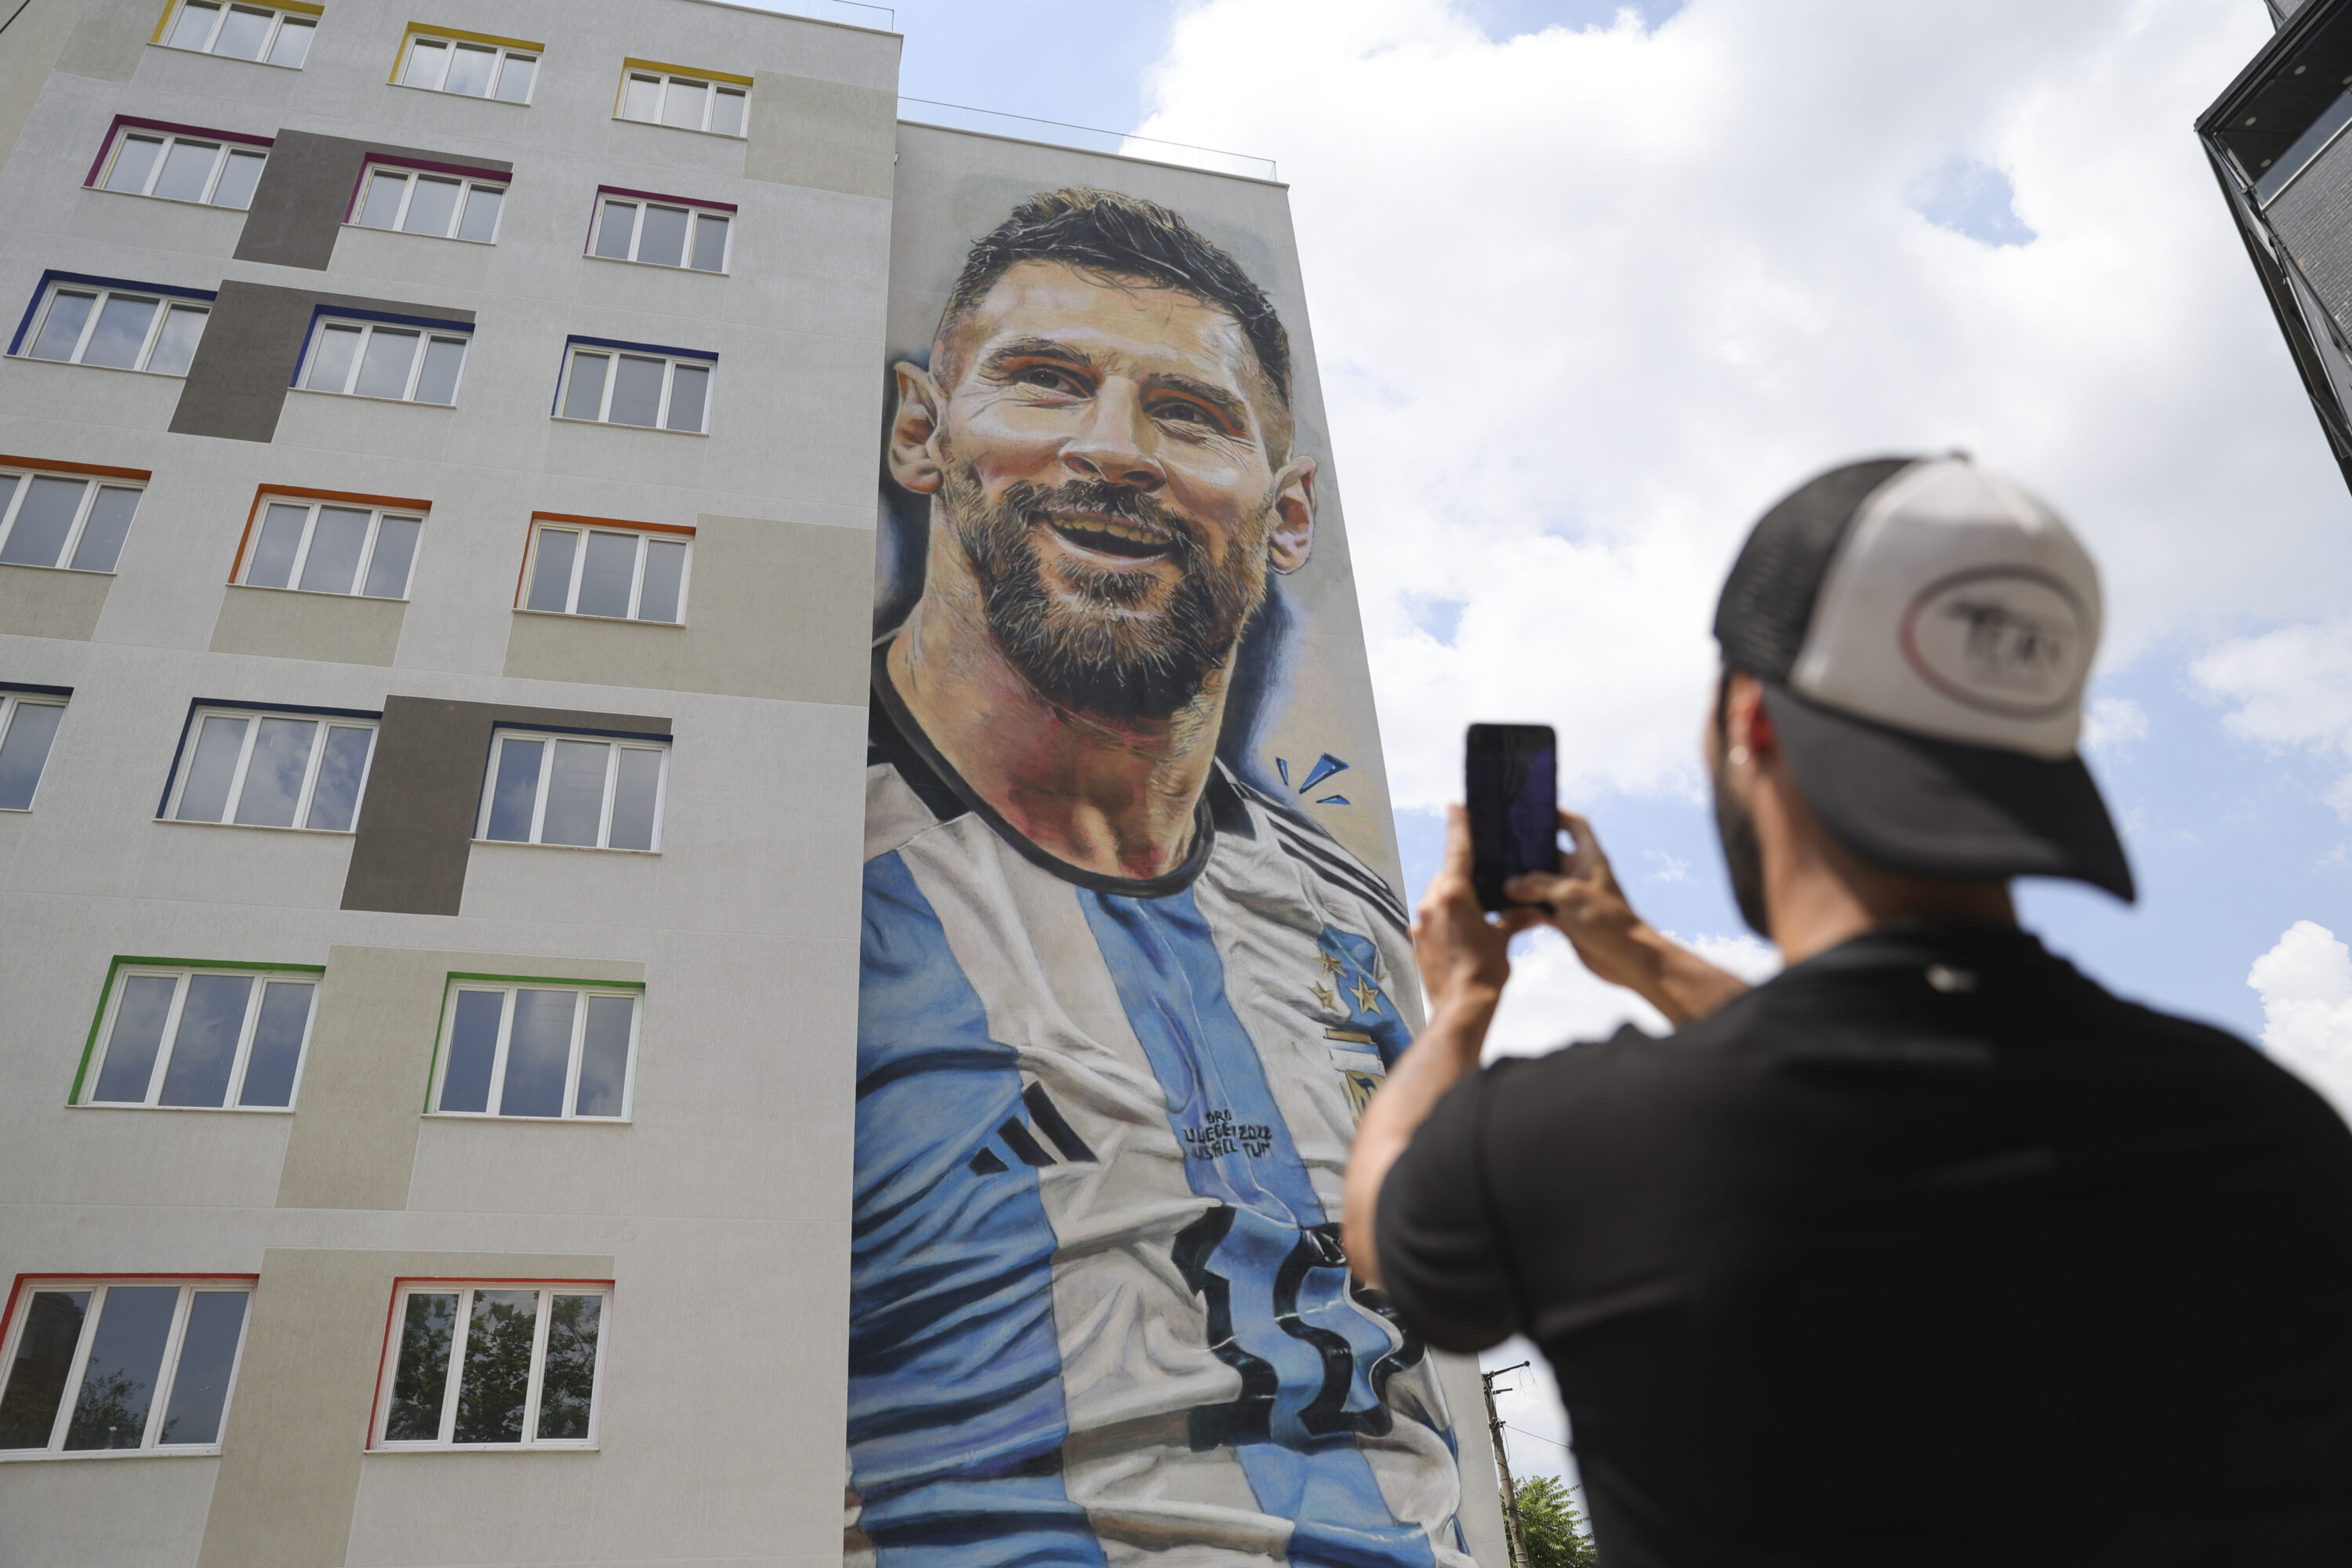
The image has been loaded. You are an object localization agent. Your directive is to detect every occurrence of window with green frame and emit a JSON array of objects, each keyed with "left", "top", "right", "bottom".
[{"left": 71, "top": 957, "right": 323, "bottom": 1110}]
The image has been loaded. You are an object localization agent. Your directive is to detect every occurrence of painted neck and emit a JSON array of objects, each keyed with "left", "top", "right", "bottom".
[{"left": 887, "top": 546, "right": 1232, "bottom": 884}]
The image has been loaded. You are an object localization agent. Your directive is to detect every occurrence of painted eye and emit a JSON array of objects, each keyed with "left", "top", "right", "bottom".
[
  {"left": 1016, "top": 365, "right": 1083, "bottom": 393},
  {"left": 1157, "top": 401, "right": 1212, "bottom": 426}
]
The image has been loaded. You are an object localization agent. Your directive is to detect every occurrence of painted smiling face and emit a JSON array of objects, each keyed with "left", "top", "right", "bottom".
[{"left": 931, "top": 260, "right": 1301, "bottom": 722}]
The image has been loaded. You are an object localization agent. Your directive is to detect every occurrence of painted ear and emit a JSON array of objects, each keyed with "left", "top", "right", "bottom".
[
  {"left": 1269, "top": 455, "right": 1317, "bottom": 575},
  {"left": 888, "top": 361, "right": 945, "bottom": 495}
]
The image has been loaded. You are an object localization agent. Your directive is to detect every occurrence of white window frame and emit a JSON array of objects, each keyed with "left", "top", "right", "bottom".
[
  {"left": 0, "top": 1279, "right": 255, "bottom": 1459},
  {"left": 78, "top": 963, "right": 323, "bottom": 1111},
  {"left": 296, "top": 317, "right": 470, "bottom": 406},
  {"left": 0, "top": 689, "right": 68, "bottom": 811},
  {"left": 476, "top": 729, "right": 670, "bottom": 851},
  {"left": 348, "top": 163, "right": 507, "bottom": 245},
  {"left": 162, "top": 705, "right": 381, "bottom": 833},
  {"left": 19, "top": 282, "right": 209, "bottom": 376},
  {"left": 371, "top": 1283, "right": 611, "bottom": 1451},
  {"left": 158, "top": 2, "right": 315, "bottom": 68},
  {"left": 238, "top": 497, "right": 423, "bottom": 601},
  {"left": 586, "top": 192, "right": 732, "bottom": 274},
  {"left": 427, "top": 982, "right": 642, "bottom": 1121},
  {"left": 615, "top": 69, "right": 749, "bottom": 137},
  {"left": 518, "top": 521, "right": 692, "bottom": 623},
  {"left": 0, "top": 468, "right": 143, "bottom": 572},
  {"left": 397, "top": 32, "right": 539, "bottom": 103},
  {"left": 93, "top": 129, "right": 267, "bottom": 210},
  {"left": 554, "top": 343, "right": 713, "bottom": 434}
]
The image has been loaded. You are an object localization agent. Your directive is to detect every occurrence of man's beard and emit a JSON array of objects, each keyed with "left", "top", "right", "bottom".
[
  {"left": 939, "top": 460, "right": 1274, "bottom": 723},
  {"left": 1713, "top": 755, "right": 1771, "bottom": 939}
]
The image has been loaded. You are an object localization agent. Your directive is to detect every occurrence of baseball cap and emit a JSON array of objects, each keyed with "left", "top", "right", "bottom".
[{"left": 1712, "top": 454, "right": 2134, "bottom": 901}]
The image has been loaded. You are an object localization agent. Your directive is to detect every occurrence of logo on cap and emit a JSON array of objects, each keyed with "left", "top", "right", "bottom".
[{"left": 1897, "top": 567, "right": 2088, "bottom": 718}]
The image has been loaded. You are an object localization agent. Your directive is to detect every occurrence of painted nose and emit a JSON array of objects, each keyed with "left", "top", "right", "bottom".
[{"left": 1064, "top": 383, "right": 1164, "bottom": 491}]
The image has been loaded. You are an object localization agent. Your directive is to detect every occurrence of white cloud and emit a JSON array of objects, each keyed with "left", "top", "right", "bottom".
[
  {"left": 1139, "top": 0, "right": 2352, "bottom": 812},
  {"left": 2081, "top": 695, "right": 2147, "bottom": 757},
  {"left": 2249, "top": 920, "right": 2352, "bottom": 1124},
  {"left": 2191, "top": 617, "right": 2352, "bottom": 814}
]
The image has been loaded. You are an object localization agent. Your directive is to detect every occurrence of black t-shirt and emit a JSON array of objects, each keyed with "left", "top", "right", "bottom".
[{"left": 1377, "top": 923, "right": 2352, "bottom": 1568}]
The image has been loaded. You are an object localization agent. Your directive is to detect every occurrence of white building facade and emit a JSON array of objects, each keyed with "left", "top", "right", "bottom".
[{"left": 0, "top": 2, "right": 1508, "bottom": 1564}]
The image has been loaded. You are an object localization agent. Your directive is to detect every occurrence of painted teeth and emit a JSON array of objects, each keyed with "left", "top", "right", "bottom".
[{"left": 1062, "top": 517, "right": 1161, "bottom": 545}]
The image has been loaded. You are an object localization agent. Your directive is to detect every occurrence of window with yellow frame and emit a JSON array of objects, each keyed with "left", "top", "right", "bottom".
[
  {"left": 392, "top": 22, "right": 541, "bottom": 105},
  {"left": 615, "top": 59, "right": 751, "bottom": 138},
  {"left": 153, "top": 0, "right": 320, "bottom": 67}
]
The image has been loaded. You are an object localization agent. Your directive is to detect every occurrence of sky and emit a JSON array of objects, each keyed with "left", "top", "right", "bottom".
[{"left": 759, "top": 0, "right": 2352, "bottom": 1504}]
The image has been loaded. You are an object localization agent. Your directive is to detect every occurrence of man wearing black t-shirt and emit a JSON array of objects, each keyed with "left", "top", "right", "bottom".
[{"left": 1347, "top": 456, "right": 2352, "bottom": 1567}]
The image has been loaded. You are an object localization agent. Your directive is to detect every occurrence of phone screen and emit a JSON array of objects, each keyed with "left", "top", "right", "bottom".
[{"left": 1467, "top": 723, "right": 1558, "bottom": 911}]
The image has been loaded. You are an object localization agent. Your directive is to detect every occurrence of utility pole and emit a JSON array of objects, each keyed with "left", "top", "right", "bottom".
[{"left": 1482, "top": 1362, "right": 1534, "bottom": 1568}]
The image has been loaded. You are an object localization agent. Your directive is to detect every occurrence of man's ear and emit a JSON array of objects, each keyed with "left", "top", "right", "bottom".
[
  {"left": 1268, "top": 455, "right": 1318, "bottom": 576},
  {"left": 888, "top": 360, "right": 945, "bottom": 495},
  {"left": 1727, "top": 673, "right": 1777, "bottom": 764}
]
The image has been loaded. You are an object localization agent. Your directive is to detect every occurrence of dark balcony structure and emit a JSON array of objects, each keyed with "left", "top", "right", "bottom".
[{"left": 2200, "top": 0, "right": 2352, "bottom": 489}]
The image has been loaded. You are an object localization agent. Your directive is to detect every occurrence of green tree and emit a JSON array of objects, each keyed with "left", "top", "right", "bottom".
[{"left": 1506, "top": 1474, "right": 1599, "bottom": 1568}]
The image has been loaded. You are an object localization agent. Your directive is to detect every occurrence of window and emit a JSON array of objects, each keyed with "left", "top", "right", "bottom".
[
  {"left": 588, "top": 190, "right": 731, "bottom": 273},
  {"left": 0, "top": 465, "right": 141, "bottom": 572},
  {"left": 298, "top": 315, "right": 469, "bottom": 405},
  {"left": 76, "top": 961, "right": 321, "bottom": 1110},
  {"left": 554, "top": 339, "right": 712, "bottom": 434},
  {"left": 158, "top": 2, "right": 314, "bottom": 67},
  {"left": 397, "top": 30, "right": 538, "bottom": 103},
  {"left": 430, "top": 980, "right": 641, "bottom": 1120},
  {"left": 520, "top": 518, "right": 688, "bottom": 623},
  {"left": 0, "top": 1279, "right": 253, "bottom": 1457},
  {"left": 478, "top": 729, "right": 667, "bottom": 851},
  {"left": 91, "top": 126, "right": 267, "bottom": 210},
  {"left": 237, "top": 496, "right": 421, "bottom": 599},
  {"left": 163, "top": 704, "right": 379, "bottom": 833},
  {"left": 373, "top": 1283, "right": 608, "bottom": 1449},
  {"left": 350, "top": 163, "right": 505, "bottom": 244},
  {"left": 0, "top": 688, "right": 67, "bottom": 811},
  {"left": 615, "top": 63, "right": 749, "bottom": 137},
  {"left": 17, "top": 279, "right": 209, "bottom": 376}
]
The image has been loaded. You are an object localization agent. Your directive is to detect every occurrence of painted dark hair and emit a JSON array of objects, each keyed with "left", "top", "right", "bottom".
[{"left": 936, "top": 187, "right": 1293, "bottom": 414}]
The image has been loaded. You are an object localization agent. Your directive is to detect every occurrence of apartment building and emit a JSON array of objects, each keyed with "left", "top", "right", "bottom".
[{"left": 0, "top": 2, "right": 1510, "bottom": 1564}]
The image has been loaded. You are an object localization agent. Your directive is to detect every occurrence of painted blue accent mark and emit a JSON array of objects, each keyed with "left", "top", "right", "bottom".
[
  {"left": 1276, "top": 756, "right": 1292, "bottom": 788},
  {"left": 1079, "top": 888, "right": 1435, "bottom": 1568},
  {"left": 1299, "top": 753, "right": 1350, "bottom": 793},
  {"left": 1316, "top": 795, "right": 1352, "bottom": 807},
  {"left": 851, "top": 852, "right": 1105, "bottom": 1568}
]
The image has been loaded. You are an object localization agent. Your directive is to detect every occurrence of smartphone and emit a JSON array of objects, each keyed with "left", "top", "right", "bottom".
[{"left": 1467, "top": 723, "right": 1558, "bottom": 911}]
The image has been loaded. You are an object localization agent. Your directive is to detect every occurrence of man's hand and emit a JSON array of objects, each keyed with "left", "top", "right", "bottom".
[
  {"left": 1504, "top": 809, "right": 1749, "bottom": 1025},
  {"left": 1413, "top": 804, "right": 1542, "bottom": 1019}
]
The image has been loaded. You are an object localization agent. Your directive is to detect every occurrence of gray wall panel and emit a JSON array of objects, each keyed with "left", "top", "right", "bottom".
[
  {"left": 236, "top": 128, "right": 514, "bottom": 272},
  {"left": 340, "top": 695, "right": 671, "bottom": 917},
  {"left": 195, "top": 1247, "right": 615, "bottom": 1568},
  {"left": 169, "top": 281, "right": 478, "bottom": 444}
]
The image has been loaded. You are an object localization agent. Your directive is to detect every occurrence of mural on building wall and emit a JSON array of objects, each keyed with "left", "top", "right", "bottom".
[{"left": 851, "top": 184, "right": 1479, "bottom": 1568}]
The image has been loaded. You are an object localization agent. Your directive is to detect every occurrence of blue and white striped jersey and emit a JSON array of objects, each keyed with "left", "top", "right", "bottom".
[{"left": 848, "top": 677, "right": 1479, "bottom": 1568}]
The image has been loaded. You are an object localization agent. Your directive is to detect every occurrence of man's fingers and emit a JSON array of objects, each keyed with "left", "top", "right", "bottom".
[
  {"left": 1496, "top": 908, "right": 1548, "bottom": 935},
  {"left": 1504, "top": 872, "right": 1571, "bottom": 905},
  {"left": 1443, "top": 803, "right": 1474, "bottom": 875}
]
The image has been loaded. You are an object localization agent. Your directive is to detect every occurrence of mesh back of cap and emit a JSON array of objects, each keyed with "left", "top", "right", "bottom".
[{"left": 1713, "top": 457, "right": 1918, "bottom": 681}]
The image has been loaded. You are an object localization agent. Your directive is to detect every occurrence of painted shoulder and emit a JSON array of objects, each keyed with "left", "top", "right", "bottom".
[{"left": 1228, "top": 771, "right": 1413, "bottom": 935}]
